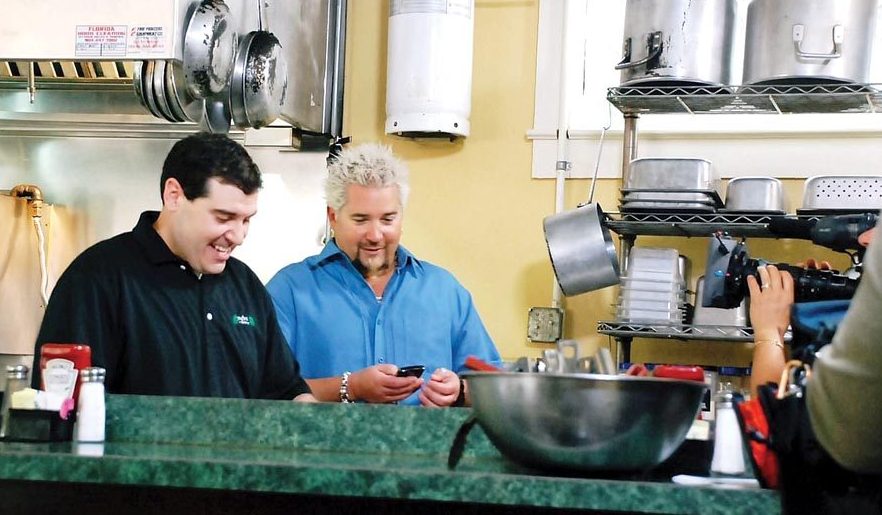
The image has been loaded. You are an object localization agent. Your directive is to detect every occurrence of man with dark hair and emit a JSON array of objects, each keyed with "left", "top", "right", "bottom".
[{"left": 32, "top": 133, "right": 314, "bottom": 401}]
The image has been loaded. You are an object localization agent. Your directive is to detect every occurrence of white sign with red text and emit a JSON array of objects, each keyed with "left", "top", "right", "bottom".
[{"left": 75, "top": 25, "right": 128, "bottom": 58}]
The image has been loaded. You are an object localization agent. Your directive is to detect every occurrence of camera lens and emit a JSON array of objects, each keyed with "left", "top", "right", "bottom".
[{"left": 719, "top": 248, "right": 859, "bottom": 308}]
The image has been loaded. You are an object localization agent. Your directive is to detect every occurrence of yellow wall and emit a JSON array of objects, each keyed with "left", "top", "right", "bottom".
[{"left": 343, "top": 2, "right": 850, "bottom": 366}]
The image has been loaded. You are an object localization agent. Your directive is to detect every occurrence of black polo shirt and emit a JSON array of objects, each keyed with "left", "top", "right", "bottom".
[{"left": 32, "top": 211, "right": 311, "bottom": 400}]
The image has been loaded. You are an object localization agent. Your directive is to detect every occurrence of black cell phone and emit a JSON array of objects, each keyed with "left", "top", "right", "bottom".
[{"left": 396, "top": 365, "right": 425, "bottom": 378}]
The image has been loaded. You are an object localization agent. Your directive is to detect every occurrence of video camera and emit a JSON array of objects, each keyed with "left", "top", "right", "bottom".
[
  {"left": 701, "top": 213, "right": 876, "bottom": 309},
  {"left": 702, "top": 235, "right": 859, "bottom": 309}
]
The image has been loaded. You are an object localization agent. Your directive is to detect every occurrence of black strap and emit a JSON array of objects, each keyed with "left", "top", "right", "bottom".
[
  {"left": 452, "top": 377, "right": 466, "bottom": 407},
  {"left": 447, "top": 415, "right": 478, "bottom": 470}
]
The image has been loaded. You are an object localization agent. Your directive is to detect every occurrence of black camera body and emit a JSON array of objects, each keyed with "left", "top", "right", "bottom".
[{"left": 702, "top": 236, "right": 860, "bottom": 309}]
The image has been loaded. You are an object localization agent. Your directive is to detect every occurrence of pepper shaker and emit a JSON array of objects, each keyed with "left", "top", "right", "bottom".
[
  {"left": 74, "top": 367, "right": 106, "bottom": 443},
  {"left": 0, "top": 365, "right": 30, "bottom": 439}
]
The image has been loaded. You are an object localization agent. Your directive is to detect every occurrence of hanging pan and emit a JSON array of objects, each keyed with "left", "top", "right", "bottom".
[
  {"left": 140, "top": 61, "right": 164, "bottom": 119},
  {"left": 182, "top": 0, "right": 238, "bottom": 99},
  {"left": 165, "top": 59, "right": 205, "bottom": 123},
  {"left": 151, "top": 60, "right": 179, "bottom": 122},
  {"left": 132, "top": 61, "right": 150, "bottom": 112},
  {"left": 201, "top": 91, "right": 232, "bottom": 134},
  {"left": 229, "top": 1, "right": 288, "bottom": 129},
  {"left": 543, "top": 203, "right": 620, "bottom": 296},
  {"left": 542, "top": 119, "right": 619, "bottom": 296}
]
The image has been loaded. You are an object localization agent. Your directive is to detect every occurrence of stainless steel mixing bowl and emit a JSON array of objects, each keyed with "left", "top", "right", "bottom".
[{"left": 464, "top": 372, "right": 706, "bottom": 472}]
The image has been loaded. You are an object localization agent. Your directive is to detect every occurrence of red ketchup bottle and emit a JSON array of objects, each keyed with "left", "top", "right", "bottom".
[{"left": 39, "top": 344, "right": 92, "bottom": 406}]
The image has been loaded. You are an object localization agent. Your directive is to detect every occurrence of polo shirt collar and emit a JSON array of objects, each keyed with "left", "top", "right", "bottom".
[
  {"left": 319, "top": 239, "right": 423, "bottom": 275},
  {"left": 132, "top": 211, "right": 187, "bottom": 266}
]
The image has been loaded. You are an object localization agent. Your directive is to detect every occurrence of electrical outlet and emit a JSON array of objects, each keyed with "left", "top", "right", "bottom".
[{"left": 527, "top": 306, "right": 564, "bottom": 343}]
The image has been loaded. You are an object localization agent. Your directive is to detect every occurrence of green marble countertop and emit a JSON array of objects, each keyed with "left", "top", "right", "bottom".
[{"left": 0, "top": 395, "right": 780, "bottom": 514}]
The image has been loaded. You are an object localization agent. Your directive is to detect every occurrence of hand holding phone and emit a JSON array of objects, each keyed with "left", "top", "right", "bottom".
[{"left": 396, "top": 365, "right": 425, "bottom": 378}]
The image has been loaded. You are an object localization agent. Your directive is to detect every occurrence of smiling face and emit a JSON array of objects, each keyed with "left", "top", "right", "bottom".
[
  {"left": 156, "top": 177, "right": 257, "bottom": 275},
  {"left": 329, "top": 184, "right": 403, "bottom": 278}
]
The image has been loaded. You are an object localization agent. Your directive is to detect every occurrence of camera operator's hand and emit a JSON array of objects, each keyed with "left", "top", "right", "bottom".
[
  {"left": 748, "top": 264, "right": 794, "bottom": 339},
  {"left": 748, "top": 265, "right": 793, "bottom": 397},
  {"left": 796, "top": 258, "right": 832, "bottom": 271},
  {"left": 859, "top": 227, "right": 876, "bottom": 247}
]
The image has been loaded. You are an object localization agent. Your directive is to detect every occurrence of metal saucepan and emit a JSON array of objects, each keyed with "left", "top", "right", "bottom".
[
  {"left": 230, "top": 30, "right": 288, "bottom": 129},
  {"left": 182, "top": 0, "right": 238, "bottom": 99},
  {"left": 543, "top": 203, "right": 620, "bottom": 296},
  {"left": 462, "top": 372, "right": 706, "bottom": 472}
]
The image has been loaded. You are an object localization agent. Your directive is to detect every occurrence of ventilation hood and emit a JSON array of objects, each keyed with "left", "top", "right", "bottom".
[{"left": 0, "top": 0, "right": 345, "bottom": 138}]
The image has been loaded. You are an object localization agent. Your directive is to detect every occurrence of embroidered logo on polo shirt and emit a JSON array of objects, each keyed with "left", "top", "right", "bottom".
[{"left": 232, "top": 315, "right": 256, "bottom": 327}]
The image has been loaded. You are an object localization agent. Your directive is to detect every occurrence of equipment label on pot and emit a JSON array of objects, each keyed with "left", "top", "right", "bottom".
[
  {"left": 75, "top": 25, "right": 128, "bottom": 58},
  {"left": 128, "top": 26, "right": 167, "bottom": 56}
]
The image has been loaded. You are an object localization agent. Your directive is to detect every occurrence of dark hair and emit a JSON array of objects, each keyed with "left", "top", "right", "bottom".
[{"left": 160, "top": 132, "right": 262, "bottom": 201}]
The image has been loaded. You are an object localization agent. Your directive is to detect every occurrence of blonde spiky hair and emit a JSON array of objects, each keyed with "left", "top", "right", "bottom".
[{"left": 325, "top": 143, "right": 410, "bottom": 211}]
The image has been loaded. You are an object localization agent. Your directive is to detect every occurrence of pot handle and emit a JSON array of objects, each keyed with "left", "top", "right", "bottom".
[
  {"left": 615, "top": 31, "right": 663, "bottom": 70},
  {"left": 792, "top": 24, "right": 843, "bottom": 60}
]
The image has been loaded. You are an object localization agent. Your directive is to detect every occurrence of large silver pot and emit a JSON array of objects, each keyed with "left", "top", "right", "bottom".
[
  {"left": 464, "top": 372, "right": 706, "bottom": 472},
  {"left": 617, "top": 0, "right": 738, "bottom": 87},
  {"left": 743, "top": 0, "right": 878, "bottom": 85},
  {"left": 543, "top": 204, "right": 620, "bottom": 296}
]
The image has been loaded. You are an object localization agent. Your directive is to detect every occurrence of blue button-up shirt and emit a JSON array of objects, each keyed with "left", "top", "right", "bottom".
[{"left": 266, "top": 241, "right": 500, "bottom": 405}]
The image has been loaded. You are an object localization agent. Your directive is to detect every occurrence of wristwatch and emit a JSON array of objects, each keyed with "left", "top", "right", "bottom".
[
  {"left": 340, "top": 371, "right": 353, "bottom": 403},
  {"left": 452, "top": 377, "right": 466, "bottom": 407}
]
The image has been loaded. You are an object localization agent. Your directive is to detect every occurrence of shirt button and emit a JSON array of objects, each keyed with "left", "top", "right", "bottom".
[
  {"left": 206, "top": 312, "right": 213, "bottom": 321},
  {"left": 378, "top": 358, "right": 385, "bottom": 363},
  {"left": 180, "top": 265, "right": 186, "bottom": 271}
]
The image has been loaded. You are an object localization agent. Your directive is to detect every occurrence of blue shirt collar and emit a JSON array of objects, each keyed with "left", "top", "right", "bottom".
[{"left": 317, "top": 240, "right": 423, "bottom": 275}]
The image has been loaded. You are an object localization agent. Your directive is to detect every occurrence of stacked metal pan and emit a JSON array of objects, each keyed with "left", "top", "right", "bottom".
[
  {"left": 620, "top": 158, "right": 723, "bottom": 213},
  {"left": 133, "top": 60, "right": 204, "bottom": 124}
]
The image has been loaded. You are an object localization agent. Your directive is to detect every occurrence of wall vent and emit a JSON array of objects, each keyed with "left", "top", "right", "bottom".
[{"left": 0, "top": 61, "right": 134, "bottom": 80}]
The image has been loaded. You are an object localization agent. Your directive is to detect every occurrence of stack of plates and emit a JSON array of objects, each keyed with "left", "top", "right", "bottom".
[{"left": 615, "top": 247, "right": 686, "bottom": 324}]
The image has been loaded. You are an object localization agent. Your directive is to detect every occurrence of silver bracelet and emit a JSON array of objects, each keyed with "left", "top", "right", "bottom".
[{"left": 339, "top": 371, "right": 353, "bottom": 403}]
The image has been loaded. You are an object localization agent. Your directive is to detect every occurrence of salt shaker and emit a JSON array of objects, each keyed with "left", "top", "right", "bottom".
[
  {"left": 74, "top": 367, "right": 106, "bottom": 442},
  {"left": 0, "top": 365, "right": 30, "bottom": 439},
  {"left": 710, "top": 384, "right": 746, "bottom": 475}
]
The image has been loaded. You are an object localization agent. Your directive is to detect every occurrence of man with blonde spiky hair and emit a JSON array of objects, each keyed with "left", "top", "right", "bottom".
[{"left": 267, "top": 143, "right": 500, "bottom": 406}]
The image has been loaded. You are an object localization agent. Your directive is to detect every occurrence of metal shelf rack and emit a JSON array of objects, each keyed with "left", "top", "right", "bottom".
[
  {"left": 603, "top": 82, "right": 858, "bottom": 362},
  {"left": 604, "top": 212, "right": 819, "bottom": 238},
  {"left": 598, "top": 322, "right": 755, "bottom": 342},
  {"left": 607, "top": 82, "right": 882, "bottom": 115},
  {"left": 597, "top": 322, "right": 794, "bottom": 343}
]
